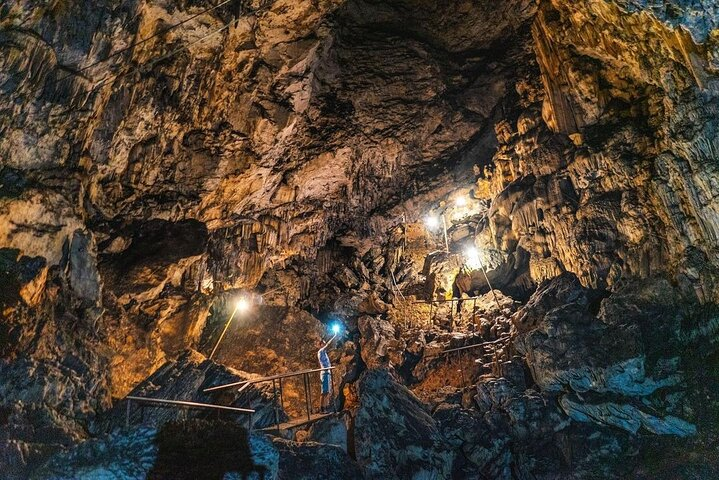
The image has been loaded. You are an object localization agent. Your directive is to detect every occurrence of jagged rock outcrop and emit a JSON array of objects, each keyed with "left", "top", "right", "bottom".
[
  {"left": 272, "top": 438, "right": 362, "bottom": 480},
  {"left": 353, "top": 369, "right": 454, "bottom": 479},
  {"left": 30, "top": 426, "right": 159, "bottom": 480},
  {"left": 100, "top": 349, "right": 280, "bottom": 431},
  {"left": 305, "top": 412, "right": 350, "bottom": 452},
  {"left": 514, "top": 275, "right": 693, "bottom": 430},
  {"left": 32, "top": 418, "right": 363, "bottom": 480},
  {"left": 357, "top": 315, "right": 403, "bottom": 370},
  {"left": 478, "top": 0, "right": 719, "bottom": 302},
  {"left": 32, "top": 422, "right": 279, "bottom": 480}
]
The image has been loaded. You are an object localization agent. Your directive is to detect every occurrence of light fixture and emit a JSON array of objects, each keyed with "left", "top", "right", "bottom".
[
  {"left": 331, "top": 322, "right": 341, "bottom": 335},
  {"left": 424, "top": 215, "right": 440, "bottom": 230},
  {"left": 455, "top": 196, "right": 467, "bottom": 207},
  {"left": 461, "top": 246, "right": 503, "bottom": 311},
  {"left": 464, "top": 246, "right": 481, "bottom": 269},
  {"left": 209, "top": 294, "right": 254, "bottom": 360},
  {"left": 235, "top": 297, "right": 251, "bottom": 313},
  {"left": 424, "top": 213, "right": 449, "bottom": 252}
]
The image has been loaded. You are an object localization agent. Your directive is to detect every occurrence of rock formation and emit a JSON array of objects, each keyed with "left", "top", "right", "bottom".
[{"left": 3, "top": 0, "right": 719, "bottom": 478}]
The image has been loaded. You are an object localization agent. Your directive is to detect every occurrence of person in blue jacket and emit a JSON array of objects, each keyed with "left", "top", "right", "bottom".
[{"left": 317, "top": 333, "right": 337, "bottom": 413}]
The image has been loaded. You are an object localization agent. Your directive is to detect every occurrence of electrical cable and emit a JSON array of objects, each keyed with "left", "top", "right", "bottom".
[
  {"left": 88, "top": 17, "right": 234, "bottom": 94},
  {"left": 49, "top": 0, "right": 236, "bottom": 86}
]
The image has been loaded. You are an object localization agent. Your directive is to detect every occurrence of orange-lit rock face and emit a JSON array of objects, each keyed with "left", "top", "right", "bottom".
[{"left": 4, "top": 0, "right": 719, "bottom": 478}]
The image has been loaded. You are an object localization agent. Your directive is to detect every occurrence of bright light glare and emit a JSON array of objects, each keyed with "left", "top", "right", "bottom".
[
  {"left": 424, "top": 215, "right": 439, "bottom": 230},
  {"left": 331, "top": 323, "right": 341, "bottom": 335},
  {"left": 455, "top": 196, "right": 467, "bottom": 207},
  {"left": 464, "top": 246, "right": 482, "bottom": 270},
  {"left": 235, "top": 297, "right": 251, "bottom": 313}
]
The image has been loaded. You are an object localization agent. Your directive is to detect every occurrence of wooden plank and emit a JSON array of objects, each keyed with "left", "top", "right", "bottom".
[
  {"left": 260, "top": 413, "right": 332, "bottom": 433},
  {"left": 204, "top": 367, "right": 335, "bottom": 393},
  {"left": 126, "top": 396, "right": 255, "bottom": 413}
]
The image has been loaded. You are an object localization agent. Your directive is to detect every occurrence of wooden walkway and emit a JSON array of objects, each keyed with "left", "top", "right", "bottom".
[{"left": 260, "top": 413, "right": 332, "bottom": 433}]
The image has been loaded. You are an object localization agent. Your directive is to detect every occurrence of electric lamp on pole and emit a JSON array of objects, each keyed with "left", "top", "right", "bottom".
[
  {"left": 463, "top": 246, "right": 502, "bottom": 311},
  {"left": 425, "top": 214, "right": 449, "bottom": 253},
  {"left": 209, "top": 296, "right": 252, "bottom": 360}
]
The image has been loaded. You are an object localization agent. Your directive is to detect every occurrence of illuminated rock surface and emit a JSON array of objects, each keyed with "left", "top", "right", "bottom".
[{"left": 3, "top": 0, "right": 719, "bottom": 478}]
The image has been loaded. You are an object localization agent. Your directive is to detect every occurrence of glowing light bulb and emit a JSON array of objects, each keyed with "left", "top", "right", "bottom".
[
  {"left": 464, "top": 246, "right": 482, "bottom": 269},
  {"left": 455, "top": 196, "right": 467, "bottom": 207},
  {"left": 235, "top": 297, "right": 250, "bottom": 313},
  {"left": 424, "top": 215, "right": 439, "bottom": 230},
  {"left": 331, "top": 323, "right": 341, "bottom": 335}
]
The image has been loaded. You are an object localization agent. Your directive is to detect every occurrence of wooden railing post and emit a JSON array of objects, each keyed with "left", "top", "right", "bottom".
[
  {"left": 472, "top": 296, "right": 477, "bottom": 329},
  {"left": 449, "top": 299, "right": 454, "bottom": 331},
  {"left": 279, "top": 377, "right": 285, "bottom": 414},
  {"left": 272, "top": 379, "right": 280, "bottom": 434},
  {"left": 303, "top": 373, "right": 311, "bottom": 421},
  {"left": 307, "top": 373, "right": 313, "bottom": 415},
  {"left": 329, "top": 367, "right": 335, "bottom": 413}
]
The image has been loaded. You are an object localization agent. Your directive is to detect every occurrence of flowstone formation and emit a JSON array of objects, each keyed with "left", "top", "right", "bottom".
[{"left": 3, "top": 0, "right": 719, "bottom": 478}]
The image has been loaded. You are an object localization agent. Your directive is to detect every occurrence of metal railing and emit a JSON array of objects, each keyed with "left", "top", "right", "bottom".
[
  {"left": 424, "top": 340, "right": 505, "bottom": 387},
  {"left": 413, "top": 295, "right": 485, "bottom": 330},
  {"left": 204, "top": 366, "right": 336, "bottom": 434},
  {"left": 124, "top": 396, "right": 256, "bottom": 430}
]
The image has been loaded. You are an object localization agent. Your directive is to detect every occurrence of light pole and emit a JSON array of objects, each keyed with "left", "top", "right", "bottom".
[
  {"left": 425, "top": 214, "right": 449, "bottom": 253},
  {"left": 209, "top": 297, "right": 251, "bottom": 360},
  {"left": 464, "top": 246, "right": 502, "bottom": 311}
]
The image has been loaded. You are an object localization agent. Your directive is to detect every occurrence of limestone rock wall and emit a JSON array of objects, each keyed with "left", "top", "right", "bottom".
[{"left": 481, "top": 0, "right": 719, "bottom": 300}]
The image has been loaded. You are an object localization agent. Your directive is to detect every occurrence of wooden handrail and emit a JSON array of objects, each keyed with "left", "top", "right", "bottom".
[
  {"left": 426, "top": 343, "right": 485, "bottom": 358},
  {"left": 203, "top": 366, "right": 336, "bottom": 393},
  {"left": 126, "top": 396, "right": 255, "bottom": 413},
  {"left": 425, "top": 337, "right": 507, "bottom": 358},
  {"left": 413, "top": 295, "right": 484, "bottom": 305},
  {"left": 124, "top": 395, "right": 255, "bottom": 429}
]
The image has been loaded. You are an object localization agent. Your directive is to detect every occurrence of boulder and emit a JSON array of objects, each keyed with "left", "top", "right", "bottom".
[
  {"left": 335, "top": 266, "right": 361, "bottom": 290},
  {"left": 0, "top": 354, "right": 110, "bottom": 479},
  {"left": 305, "top": 412, "right": 350, "bottom": 452},
  {"left": 514, "top": 275, "right": 696, "bottom": 442},
  {"left": 433, "top": 404, "right": 512, "bottom": 479},
  {"left": 32, "top": 421, "right": 279, "bottom": 480},
  {"left": 357, "top": 316, "right": 403, "bottom": 369},
  {"left": 511, "top": 272, "right": 588, "bottom": 332},
  {"left": 516, "top": 303, "right": 679, "bottom": 396},
  {"left": 353, "top": 369, "right": 454, "bottom": 479},
  {"left": 560, "top": 396, "right": 696, "bottom": 437},
  {"left": 362, "top": 246, "right": 385, "bottom": 273},
  {"left": 357, "top": 292, "right": 389, "bottom": 315},
  {"left": 475, "top": 377, "right": 567, "bottom": 442},
  {"left": 31, "top": 427, "right": 159, "bottom": 480},
  {"left": 273, "top": 438, "right": 362, "bottom": 480}
]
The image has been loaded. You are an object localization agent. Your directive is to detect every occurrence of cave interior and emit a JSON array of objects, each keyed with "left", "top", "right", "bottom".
[{"left": 2, "top": 0, "right": 719, "bottom": 479}]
